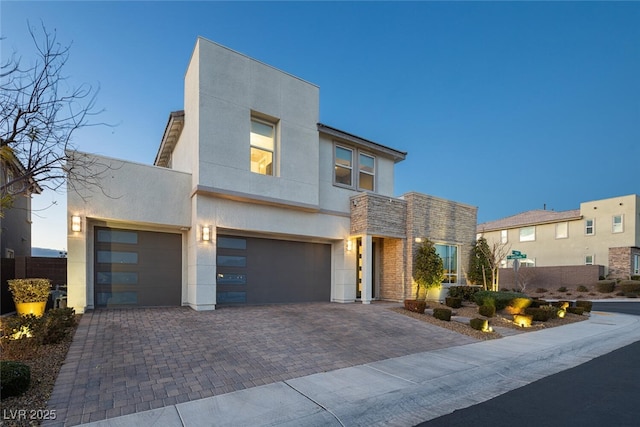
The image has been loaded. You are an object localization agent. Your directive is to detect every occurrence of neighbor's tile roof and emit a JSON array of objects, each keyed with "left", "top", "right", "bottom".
[{"left": 477, "top": 209, "right": 582, "bottom": 232}]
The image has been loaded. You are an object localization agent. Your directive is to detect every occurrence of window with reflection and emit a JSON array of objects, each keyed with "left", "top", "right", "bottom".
[{"left": 250, "top": 118, "right": 275, "bottom": 175}]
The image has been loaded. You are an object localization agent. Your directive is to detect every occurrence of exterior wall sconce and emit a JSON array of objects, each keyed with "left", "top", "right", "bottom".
[
  {"left": 71, "top": 215, "right": 82, "bottom": 232},
  {"left": 346, "top": 239, "right": 353, "bottom": 252},
  {"left": 201, "top": 225, "right": 212, "bottom": 242},
  {"left": 415, "top": 237, "right": 423, "bottom": 243}
]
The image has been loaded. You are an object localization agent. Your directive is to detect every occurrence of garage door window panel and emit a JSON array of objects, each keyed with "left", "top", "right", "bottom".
[
  {"left": 97, "top": 251, "right": 138, "bottom": 264},
  {"left": 97, "top": 229, "right": 138, "bottom": 244}
]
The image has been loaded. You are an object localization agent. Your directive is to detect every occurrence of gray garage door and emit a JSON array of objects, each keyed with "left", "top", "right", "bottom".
[
  {"left": 94, "top": 227, "right": 181, "bottom": 307},
  {"left": 216, "top": 235, "right": 331, "bottom": 305}
]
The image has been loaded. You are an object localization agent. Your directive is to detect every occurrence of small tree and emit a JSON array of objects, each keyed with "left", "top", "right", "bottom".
[
  {"left": 412, "top": 239, "right": 444, "bottom": 300},
  {"left": 468, "top": 237, "right": 492, "bottom": 289},
  {"left": 475, "top": 236, "right": 511, "bottom": 292}
]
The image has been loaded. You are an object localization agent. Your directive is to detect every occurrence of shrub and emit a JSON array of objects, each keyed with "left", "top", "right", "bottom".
[
  {"left": 478, "top": 304, "right": 496, "bottom": 317},
  {"left": 0, "top": 361, "right": 31, "bottom": 399},
  {"left": 433, "top": 308, "right": 452, "bottom": 321},
  {"left": 404, "top": 300, "right": 427, "bottom": 314},
  {"left": 445, "top": 297, "right": 462, "bottom": 308},
  {"left": 632, "top": 276, "right": 640, "bottom": 281},
  {"left": 567, "top": 306, "right": 585, "bottom": 315},
  {"left": 473, "top": 291, "right": 529, "bottom": 311},
  {"left": 552, "top": 301, "right": 570, "bottom": 310},
  {"left": 7, "top": 278, "right": 51, "bottom": 303},
  {"left": 577, "top": 285, "right": 589, "bottom": 292},
  {"left": 469, "top": 318, "right": 488, "bottom": 331},
  {"left": 447, "top": 286, "right": 482, "bottom": 301},
  {"left": 505, "top": 297, "right": 532, "bottom": 315},
  {"left": 558, "top": 287, "right": 567, "bottom": 292},
  {"left": 524, "top": 306, "right": 557, "bottom": 321},
  {"left": 528, "top": 299, "right": 546, "bottom": 308},
  {"left": 575, "top": 300, "right": 592, "bottom": 312},
  {"left": 0, "top": 308, "right": 76, "bottom": 347},
  {"left": 619, "top": 280, "right": 640, "bottom": 294},
  {"left": 596, "top": 280, "right": 616, "bottom": 293},
  {"left": 535, "top": 288, "right": 548, "bottom": 293}
]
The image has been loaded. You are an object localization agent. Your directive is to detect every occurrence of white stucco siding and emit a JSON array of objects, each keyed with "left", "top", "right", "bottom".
[
  {"left": 193, "top": 37, "right": 320, "bottom": 207},
  {"left": 68, "top": 153, "right": 191, "bottom": 227}
]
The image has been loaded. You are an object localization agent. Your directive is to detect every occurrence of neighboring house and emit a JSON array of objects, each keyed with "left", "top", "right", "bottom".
[
  {"left": 477, "top": 194, "right": 640, "bottom": 280},
  {"left": 66, "top": 37, "right": 477, "bottom": 312},
  {"left": 1, "top": 157, "right": 41, "bottom": 259}
]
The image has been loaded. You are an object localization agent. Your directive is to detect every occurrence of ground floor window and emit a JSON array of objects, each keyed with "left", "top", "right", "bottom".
[
  {"left": 634, "top": 254, "right": 640, "bottom": 276},
  {"left": 435, "top": 244, "right": 457, "bottom": 284}
]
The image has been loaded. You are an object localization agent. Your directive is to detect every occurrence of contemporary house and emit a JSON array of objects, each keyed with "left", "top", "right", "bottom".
[
  {"left": 477, "top": 194, "right": 640, "bottom": 280},
  {"left": 67, "top": 37, "right": 477, "bottom": 313}
]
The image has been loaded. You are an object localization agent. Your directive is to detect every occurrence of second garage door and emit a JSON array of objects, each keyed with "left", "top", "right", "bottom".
[{"left": 216, "top": 235, "right": 331, "bottom": 305}]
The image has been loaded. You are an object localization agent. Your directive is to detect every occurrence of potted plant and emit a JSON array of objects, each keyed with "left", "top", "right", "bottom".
[
  {"left": 404, "top": 239, "right": 444, "bottom": 313},
  {"left": 8, "top": 278, "right": 51, "bottom": 317}
]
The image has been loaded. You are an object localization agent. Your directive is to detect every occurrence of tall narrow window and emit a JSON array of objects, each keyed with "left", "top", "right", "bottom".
[
  {"left": 585, "top": 219, "right": 595, "bottom": 235},
  {"left": 634, "top": 254, "right": 640, "bottom": 275},
  {"left": 435, "top": 244, "right": 458, "bottom": 284},
  {"left": 334, "top": 146, "right": 353, "bottom": 186},
  {"left": 358, "top": 153, "right": 375, "bottom": 191},
  {"left": 250, "top": 118, "right": 275, "bottom": 175},
  {"left": 500, "top": 230, "right": 508, "bottom": 244},
  {"left": 612, "top": 215, "right": 623, "bottom": 233},
  {"left": 555, "top": 222, "right": 568, "bottom": 239}
]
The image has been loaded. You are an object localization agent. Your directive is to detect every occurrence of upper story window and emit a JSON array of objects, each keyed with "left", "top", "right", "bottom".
[
  {"left": 555, "top": 222, "right": 568, "bottom": 239},
  {"left": 333, "top": 144, "right": 376, "bottom": 191},
  {"left": 358, "top": 153, "right": 375, "bottom": 191},
  {"left": 500, "top": 230, "right": 508, "bottom": 244},
  {"left": 519, "top": 226, "right": 535, "bottom": 242},
  {"left": 612, "top": 215, "right": 623, "bottom": 233},
  {"left": 585, "top": 219, "right": 595, "bottom": 235},
  {"left": 335, "top": 146, "right": 353, "bottom": 186},
  {"left": 250, "top": 118, "right": 275, "bottom": 176}
]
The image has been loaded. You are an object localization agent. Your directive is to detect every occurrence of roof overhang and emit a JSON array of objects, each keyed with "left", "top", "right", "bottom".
[
  {"left": 154, "top": 110, "right": 185, "bottom": 167},
  {"left": 317, "top": 123, "right": 407, "bottom": 163}
]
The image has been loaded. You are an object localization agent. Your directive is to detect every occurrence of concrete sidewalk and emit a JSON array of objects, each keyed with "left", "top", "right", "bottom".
[{"left": 77, "top": 310, "right": 640, "bottom": 427}]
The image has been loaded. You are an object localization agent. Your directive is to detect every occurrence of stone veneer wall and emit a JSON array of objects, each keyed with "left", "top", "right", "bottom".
[
  {"left": 350, "top": 193, "right": 407, "bottom": 238},
  {"left": 403, "top": 192, "right": 478, "bottom": 300},
  {"left": 379, "top": 238, "right": 405, "bottom": 301},
  {"left": 609, "top": 247, "right": 640, "bottom": 279}
]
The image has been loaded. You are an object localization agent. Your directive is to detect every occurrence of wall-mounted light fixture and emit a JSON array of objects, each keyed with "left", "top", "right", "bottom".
[
  {"left": 201, "top": 225, "right": 211, "bottom": 242},
  {"left": 415, "top": 237, "right": 423, "bottom": 243},
  {"left": 346, "top": 239, "right": 353, "bottom": 252},
  {"left": 71, "top": 215, "right": 82, "bottom": 232}
]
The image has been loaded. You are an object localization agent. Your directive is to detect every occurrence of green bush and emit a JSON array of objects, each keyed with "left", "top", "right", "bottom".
[
  {"left": 575, "top": 300, "right": 592, "bottom": 312},
  {"left": 478, "top": 304, "right": 496, "bottom": 317},
  {"left": 473, "top": 291, "right": 529, "bottom": 310},
  {"left": 524, "top": 306, "right": 558, "bottom": 321},
  {"left": 596, "top": 280, "right": 616, "bottom": 293},
  {"left": 619, "top": 280, "right": 640, "bottom": 294},
  {"left": 445, "top": 297, "right": 462, "bottom": 308},
  {"left": 469, "top": 318, "right": 488, "bottom": 331},
  {"left": 567, "top": 306, "right": 585, "bottom": 315},
  {"left": 506, "top": 297, "right": 532, "bottom": 314},
  {"left": 0, "top": 308, "right": 76, "bottom": 346},
  {"left": 558, "top": 287, "right": 567, "bottom": 293},
  {"left": 447, "top": 286, "right": 482, "bottom": 301},
  {"left": 631, "top": 276, "right": 640, "bottom": 281},
  {"left": 528, "top": 299, "right": 546, "bottom": 308},
  {"left": 0, "top": 361, "right": 31, "bottom": 399},
  {"left": 433, "top": 308, "right": 452, "bottom": 321},
  {"left": 577, "top": 285, "right": 589, "bottom": 292}
]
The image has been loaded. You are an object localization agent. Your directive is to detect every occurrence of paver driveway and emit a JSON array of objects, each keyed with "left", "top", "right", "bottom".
[{"left": 45, "top": 302, "right": 478, "bottom": 426}]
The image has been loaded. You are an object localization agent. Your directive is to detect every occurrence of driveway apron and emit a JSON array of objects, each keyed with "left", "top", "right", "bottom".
[{"left": 45, "top": 302, "right": 477, "bottom": 426}]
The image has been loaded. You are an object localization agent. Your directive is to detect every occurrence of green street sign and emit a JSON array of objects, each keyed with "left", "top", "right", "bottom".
[
  {"left": 507, "top": 254, "right": 527, "bottom": 260},
  {"left": 512, "top": 250, "right": 521, "bottom": 256}
]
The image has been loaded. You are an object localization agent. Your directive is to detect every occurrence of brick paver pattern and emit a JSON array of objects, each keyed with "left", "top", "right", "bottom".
[{"left": 45, "top": 302, "right": 478, "bottom": 426}]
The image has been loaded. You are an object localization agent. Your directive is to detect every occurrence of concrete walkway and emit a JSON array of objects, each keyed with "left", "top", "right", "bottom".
[{"left": 71, "top": 308, "right": 640, "bottom": 427}]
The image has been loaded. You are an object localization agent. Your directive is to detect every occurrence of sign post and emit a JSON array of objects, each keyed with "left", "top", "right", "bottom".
[{"left": 507, "top": 250, "right": 526, "bottom": 290}]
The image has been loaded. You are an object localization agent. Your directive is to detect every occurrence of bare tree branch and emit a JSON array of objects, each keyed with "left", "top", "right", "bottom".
[{"left": 1, "top": 21, "right": 113, "bottom": 214}]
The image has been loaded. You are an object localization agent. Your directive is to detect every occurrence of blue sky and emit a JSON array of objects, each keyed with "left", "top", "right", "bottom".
[{"left": 2, "top": 1, "right": 639, "bottom": 251}]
